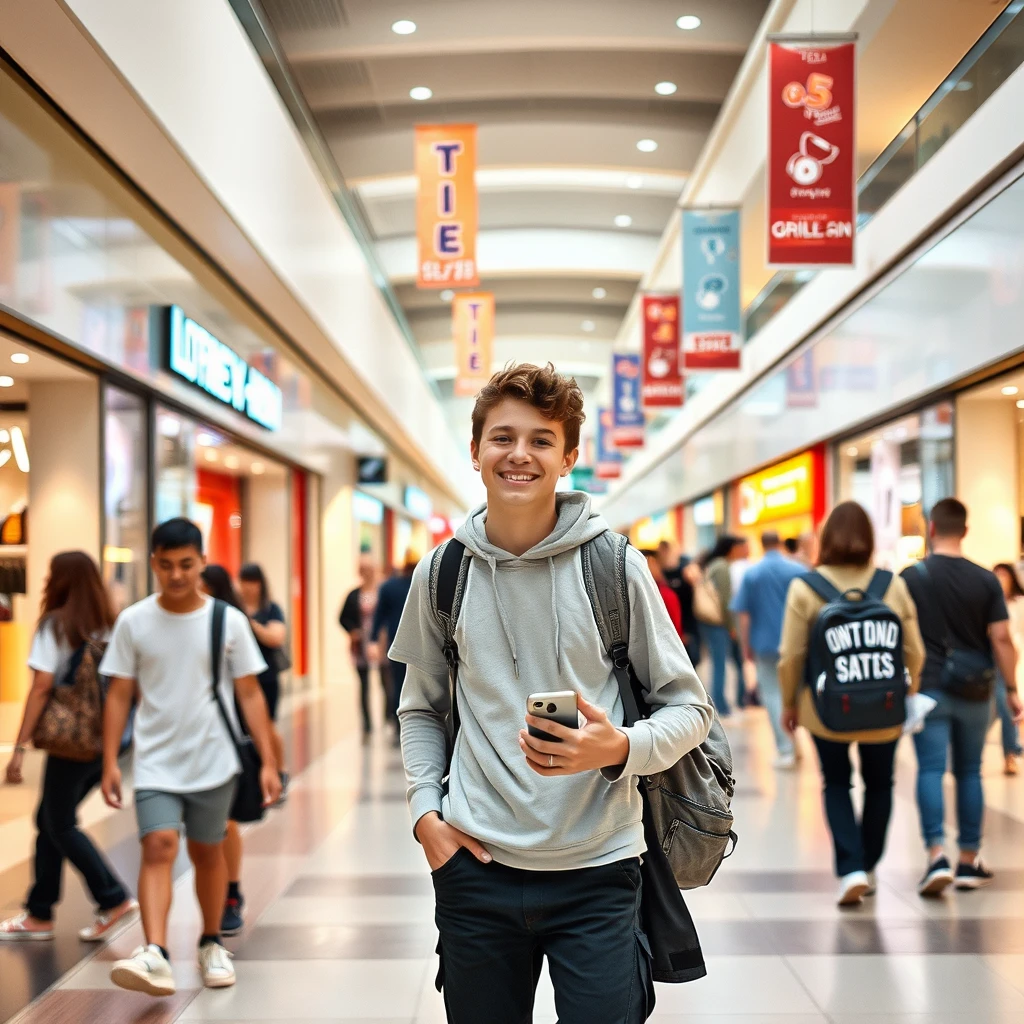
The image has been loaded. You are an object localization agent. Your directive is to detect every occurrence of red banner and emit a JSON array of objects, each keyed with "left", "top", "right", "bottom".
[
  {"left": 642, "top": 296, "right": 683, "bottom": 407},
  {"left": 767, "top": 40, "right": 855, "bottom": 266}
]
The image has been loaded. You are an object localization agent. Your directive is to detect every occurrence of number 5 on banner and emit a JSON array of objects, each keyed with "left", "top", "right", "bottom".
[{"left": 782, "top": 73, "right": 834, "bottom": 111}]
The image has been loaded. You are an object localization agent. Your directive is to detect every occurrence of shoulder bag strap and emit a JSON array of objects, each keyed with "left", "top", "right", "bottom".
[
  {"left": 800, "top": 571, "right": 843, "bottom": 604},
  {"left": 209, "top": 599, "right": 239, "bottom": 747},
  {"left": 431, "top": 540, "right": 469, "bottom": 770},
  {"left": 581, "top": 532, "right": 644, "bottom": 728},
  {"left": 865, "top": 568, "right": 894, "bottom": 601}
]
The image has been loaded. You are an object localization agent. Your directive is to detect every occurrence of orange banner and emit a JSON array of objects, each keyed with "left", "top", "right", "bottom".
[
  {"left": 452, "top": 292, "right": 494, "bottom": 397},
  {"left": 415, "top": 124, "right": 479, "bottom": 289}
]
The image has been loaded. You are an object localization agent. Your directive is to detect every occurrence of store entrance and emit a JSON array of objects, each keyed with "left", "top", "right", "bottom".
[{"left": 0, "top": 336, "right": 100, "bottom": 746}]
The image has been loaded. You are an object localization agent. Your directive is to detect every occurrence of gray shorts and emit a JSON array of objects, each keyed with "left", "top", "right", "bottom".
[{"left": 135, "top": 778, "right": 237, "bottom": 845}]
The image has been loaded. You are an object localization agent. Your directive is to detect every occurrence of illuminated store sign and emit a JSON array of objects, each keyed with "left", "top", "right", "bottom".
[
  {"left": 738, "top": 452, "right": 814, "bottom": 526},
  {"left": 163, "top": 305, "right": 283, "bottom": 431},
  {"left": 403, "top": 485, "right": 433, "bottom": 521}
]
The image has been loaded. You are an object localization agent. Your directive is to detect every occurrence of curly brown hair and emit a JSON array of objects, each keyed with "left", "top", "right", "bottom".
[{"left": 471, "top": 363, "right": 586, "bottom": 453}]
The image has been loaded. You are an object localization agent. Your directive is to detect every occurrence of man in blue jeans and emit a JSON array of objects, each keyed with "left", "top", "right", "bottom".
[
  {"left": 731, "top": 530, "right": 805, "bottom": 768},
  {"left": 902, "top": 498, "right": 1023, "bottom": 896}
]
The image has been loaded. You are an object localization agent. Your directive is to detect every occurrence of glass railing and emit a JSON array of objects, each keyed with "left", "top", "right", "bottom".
[{"left": 743, "top": 0, "right": 1024, "bottom": 342}]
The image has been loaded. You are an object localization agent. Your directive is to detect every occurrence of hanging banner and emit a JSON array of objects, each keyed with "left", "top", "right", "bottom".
[
  {"left": 767, "top": 37, "right": 856, "bottom": 267},
  {"left": 611, "top": 354, "right": 645, "bottom": 448},
  {"left": 415, "top": 124, "right": 479, "bottom": 289},
  {"left": 642, "top": 295, "right": 683, "bottom": 406},
  {"left": 785, "top": 349, "right": 818, "bottom": 409},
  {"left": 682, "top": 209, "right": 742, "bottom": 370},
  {"left": 596, "top": 408, "right": 622, "bottom": 479},
  {"left": 452, "top": 292, "right": 494, "bottom": 396}
]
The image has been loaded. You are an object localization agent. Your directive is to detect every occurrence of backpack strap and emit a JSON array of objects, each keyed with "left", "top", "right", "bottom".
[
  {"left": 800, "top": 571, "right": 842, "bottom": 604},
  {"left": 865, "top": 569, "right": 894, "bottom": 601},
  {"left": 209, "top": 598, "right": 239, "bottom": 747},
  {"left": 429, "top": 539, "right": 470, "bottom": 770},
  {"left": 581, "top": 532, "right": 644, "bottom": 728}
]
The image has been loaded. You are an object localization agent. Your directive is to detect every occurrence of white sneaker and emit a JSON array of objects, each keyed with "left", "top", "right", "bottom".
[
  {"left": 837, "top": 870, "right": 870, "bottom": 907},
  {"left": 79, "top": 898, "right": 138, "bottom": 942},
  {"left": 774, "top": 752, "right": 797, "bottom": 770},
  {"left": 199, "top": 940, "right": 236, "bottom": 988},
  {"left": 110, "top": 944, "right": 175, "bottom": 997}
]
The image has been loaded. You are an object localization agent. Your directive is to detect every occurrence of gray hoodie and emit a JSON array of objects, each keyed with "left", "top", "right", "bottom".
[{"left": 391, "top": 491, "right": 713, "bottom": 871}]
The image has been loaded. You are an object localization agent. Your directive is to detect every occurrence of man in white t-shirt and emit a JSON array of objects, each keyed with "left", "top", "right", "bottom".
[{"left": 100, "top": 518, "right": 281, "bottom": 997}]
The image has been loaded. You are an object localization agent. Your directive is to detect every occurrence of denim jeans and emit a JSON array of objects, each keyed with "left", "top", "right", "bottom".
[
  {"left": 700, "top": 623, "right": 733, "bottom": 716},
  {"left": 432, "top": 850, "right": 654, "bottom": 1024},
  {"left": 994, "top": 672, "right": 1023, "bottom": 757},
  {"left": 812, "top": 737, "right": 898, "bottom": 877},
  {"left": 26, "top": 756, "right": 129, "bottom": 921},
  {"left": 754, "top": 654, "right": 793, "bottom": 758},
  {"left": 913, "top": 689, "right": 991, "bottom": 850}
]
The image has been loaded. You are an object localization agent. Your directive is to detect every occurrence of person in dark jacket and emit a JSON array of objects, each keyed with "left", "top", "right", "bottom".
[
  {"left": 659, "top": 540, "right": 700, "bottom": 665},
  {"left": 340, "top": 555, "right": 390, "bottom": 737},
  {"left": 372, "top": 556, "right": 419, "bottom": 732}
]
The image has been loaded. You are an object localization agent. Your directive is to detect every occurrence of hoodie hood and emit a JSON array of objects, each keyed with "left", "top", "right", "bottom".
[{"left": 454, "top": 491, "right": 609, "bottom": 678}]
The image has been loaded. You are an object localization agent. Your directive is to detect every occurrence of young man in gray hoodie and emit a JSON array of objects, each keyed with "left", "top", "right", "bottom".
[{"left": 390, "top": 364, "right": 713, "bottom": 1024}]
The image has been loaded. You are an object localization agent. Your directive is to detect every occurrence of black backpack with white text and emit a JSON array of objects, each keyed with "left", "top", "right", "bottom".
[{"left": 801, "top": 570, "right": 907, "bottom": 732}]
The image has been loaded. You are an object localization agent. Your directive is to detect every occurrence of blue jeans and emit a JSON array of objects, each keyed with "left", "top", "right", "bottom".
[
  {"left": 700, "top": 623, "right": 733, "bottom": 716},
  {"left": 994, "top": 673, "right": 1023, "bottom": 757},
  {"left": 754, "top": 654, "right": 793, "bottom": 758},
  {"left": 913, "top": 689, "right": 990, "bottom": 851}
]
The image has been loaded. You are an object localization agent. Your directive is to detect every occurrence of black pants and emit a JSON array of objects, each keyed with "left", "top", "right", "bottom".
[
  {"left": 812, "top": 736, "right": 898, "bottom": 878},
  {"left": 26, "top": 756, "right": 129, "bottom": 921},
  {"left": 357, "top": 664, "right": 392, "bottom": 732},
  {"left": 432, "top": 850, "right": 654, "bottom": 1024}
]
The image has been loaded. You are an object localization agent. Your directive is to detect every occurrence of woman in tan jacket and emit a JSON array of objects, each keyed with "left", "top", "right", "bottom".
[{"left": 779, "top": 502, "right": 925, "bottom": 907}]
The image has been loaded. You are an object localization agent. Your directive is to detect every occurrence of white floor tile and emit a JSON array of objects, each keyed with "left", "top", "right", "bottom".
[{"left": 259, "top": 894, "right": 436, "bottom": 927}]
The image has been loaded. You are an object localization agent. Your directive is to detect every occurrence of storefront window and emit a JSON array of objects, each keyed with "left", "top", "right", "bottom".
[
  {"left": 837, "top": 401, "right": 954, "bottom": 569},
  {"left": 104, "top": 386, "right": 149, "bottom": 611}
]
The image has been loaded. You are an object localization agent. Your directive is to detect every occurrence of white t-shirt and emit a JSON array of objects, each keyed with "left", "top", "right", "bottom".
[
  {"left": 99, "top": 595, "right": 267, "bottom": 794},
  {"left": 28, "top": 619, "right": 108, "bottom": 683}
]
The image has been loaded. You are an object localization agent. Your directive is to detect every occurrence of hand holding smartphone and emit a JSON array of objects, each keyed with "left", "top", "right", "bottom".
[{"left": 526, "top": 690, "right": 579, "bottom": 743}]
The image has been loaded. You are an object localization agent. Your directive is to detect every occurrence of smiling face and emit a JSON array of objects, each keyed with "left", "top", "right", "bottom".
[{"left": 470, "top": 397, "right": 578, "bottom": 507}]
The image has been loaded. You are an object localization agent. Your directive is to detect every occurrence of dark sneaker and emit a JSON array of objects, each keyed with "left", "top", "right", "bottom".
[
  {"left": 220, "top": 897, "right": 244, "bottom": 936},
  {"left": 918, "top": 855, "right": 954, "bottom": 897},
  {"left": 955, "top": 859, "right": 994, "bottom": 890}
]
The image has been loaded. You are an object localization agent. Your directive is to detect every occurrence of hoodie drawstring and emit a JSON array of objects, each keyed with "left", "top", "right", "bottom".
[
  {"left": 548, "top": 557, "right": 562, "bottom": 677},
  {"left": 487, "top": 556, "right": 520, "bottom": 678}
]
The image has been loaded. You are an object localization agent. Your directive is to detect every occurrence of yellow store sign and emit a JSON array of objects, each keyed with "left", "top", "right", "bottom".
[{"left": 738, "top": 452, "right": 814, "bottom": 526}]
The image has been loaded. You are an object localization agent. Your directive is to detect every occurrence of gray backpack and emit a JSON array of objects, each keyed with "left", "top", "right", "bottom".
[{"left": 430, "top": 531, "right": 737, "bottom": 891}]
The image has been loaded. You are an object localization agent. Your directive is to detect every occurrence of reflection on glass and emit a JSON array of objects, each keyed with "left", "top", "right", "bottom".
[
  {"left": 104, "top": 386, "right": 149, "bottom": 612},
  {"left": 155, "top": 406, "right": 197, "bottom": 525}
]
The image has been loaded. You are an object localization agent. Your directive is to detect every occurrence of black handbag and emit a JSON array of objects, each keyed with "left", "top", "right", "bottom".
[
  {"left": 210, "top": 599, "right": 266, "bottom": 823},
  {"left": 914, "top": 562, "right": 995, "bottom": 702}
]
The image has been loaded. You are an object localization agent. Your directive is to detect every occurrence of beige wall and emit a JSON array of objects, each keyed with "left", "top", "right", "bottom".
[
  {"left": 955, "top": 396, "right": 1019, "bottom": 568},
  {"left": 27, "top": 380, "right": 102, "bottom": 612},
  {"left": 320, "top": 452, "right": 358, "bottom": 692},
  {"left": 244, "top": 472, "right": 290, "bottom": 621}
]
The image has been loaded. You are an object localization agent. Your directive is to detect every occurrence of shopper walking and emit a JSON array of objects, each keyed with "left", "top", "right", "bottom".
[
  {"left": 391, "top": 364, "right": 712, "bottom": 1024},
  {"left": 340, "top": 554, "right": 389, "bottom": 737},
  {"left": 779, "top": 502, "right": 925, "bottom": 906},
  {"left": 993, "top": 562, "right": 1024, "bottom": 776},
  {"left": 100, "top": 519, "right": 280, "bottom": 996},
  {"left": 902, "top": 499, "right": 1022, "bottom": 895},
  {"left": 731, "top": 530, "right": 806, "bottom": 768},
  {"left": 238, "top": 564, "right": 289, "bottom": 797},
  {"left": 700, "top": 535, "right": 747, "bottom": 716},
  {"left": 642, "top": 549, "right": 684, "bottom": 640},
  {"left": 0, "top": 552, "right": 136, "bottom": 942},
  {"left": 372, "top": 555, "right": 418, "bottom": 731},
  {"left": 658, "top": 540, "right": 700, "bottom": 665}
]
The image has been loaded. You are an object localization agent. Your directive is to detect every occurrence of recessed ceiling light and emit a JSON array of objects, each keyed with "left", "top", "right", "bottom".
[
  {"left": 581, "top": 320, "right": 596, "bottom": 332},
  {"left": 625, "top": 175, "right": 644, "bottom": 189},
  {"left": 225, "top": 455, "right": 240, "bottom": 470},
  {"left": 251, "top": 462, "right": 266, "bottom": 476},
  {"left": 592, "top": 287, "right": 607, "bottom": 299},
  {"left": 391, "top": 19, "right": 417, "bottom": 34},
  {"left": 846, "top": 446, "right": 858, "bottom": 457},
  {"left": 655, "top": 81, "right": 678, "bottom": 96},
  {"left": 0, "top": 429, "right": 8, "bottom": 443},
  {"left": 636, "top": 139, "right": 658, "bottom": 153},
  {"left": 0, "top": 376, "right": 13, "bottom": 387},
  {"left": 10, "top": 353, "right": 29, "bottom": 364},
  {"left": 204, "top": 449, "right": 218, "bottom": 462},
  {"left": 614, "top": 214, "right": 633, "bottom": 228},
  {"left": 676, "top": 14, "right": 702, "bottom": 30},
  {"left": 410, "top": 86, "right": 433, "bottom": 101},
  {"left": 1002, "top": 385, "right": 1019, "bottom": 395},
  {"left": 1016, "top": 400, "right": 1024, "bottom": 409},
  {"left": 440, "top": 289, "right": 455, "bottom": 301},
  {"left": 196, "top": 431, "right": 217, "bottom": 447}
]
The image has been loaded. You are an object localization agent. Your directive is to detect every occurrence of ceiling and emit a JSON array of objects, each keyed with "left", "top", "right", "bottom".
[{"left": 254, "top": 0, "right": 771, "bottom": 428}]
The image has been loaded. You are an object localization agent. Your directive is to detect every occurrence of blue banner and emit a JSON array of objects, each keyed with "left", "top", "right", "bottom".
[
  {"left": 611, "top": 354, "right": 644, "bottom": 448},
  {"left": 596, "top": 407, "right": 622, "bottom": 479},
  {"left": 682, "top": 209, "right": 741, "bottom": 370}
]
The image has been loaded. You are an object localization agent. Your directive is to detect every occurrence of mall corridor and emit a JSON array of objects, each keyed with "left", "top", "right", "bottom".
[{"left": 5, "top": 686, "right": 1024, "bottom": 1024}]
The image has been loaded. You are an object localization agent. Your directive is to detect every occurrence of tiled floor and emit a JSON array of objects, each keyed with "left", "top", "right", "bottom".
[{"left": 5, "top": 677, "right": 1024, "bottom": 1023}]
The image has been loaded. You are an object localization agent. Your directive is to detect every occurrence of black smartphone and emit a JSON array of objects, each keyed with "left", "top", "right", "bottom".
[{"left": 526, "top": 690, "right": 579, "bottom": 742}]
